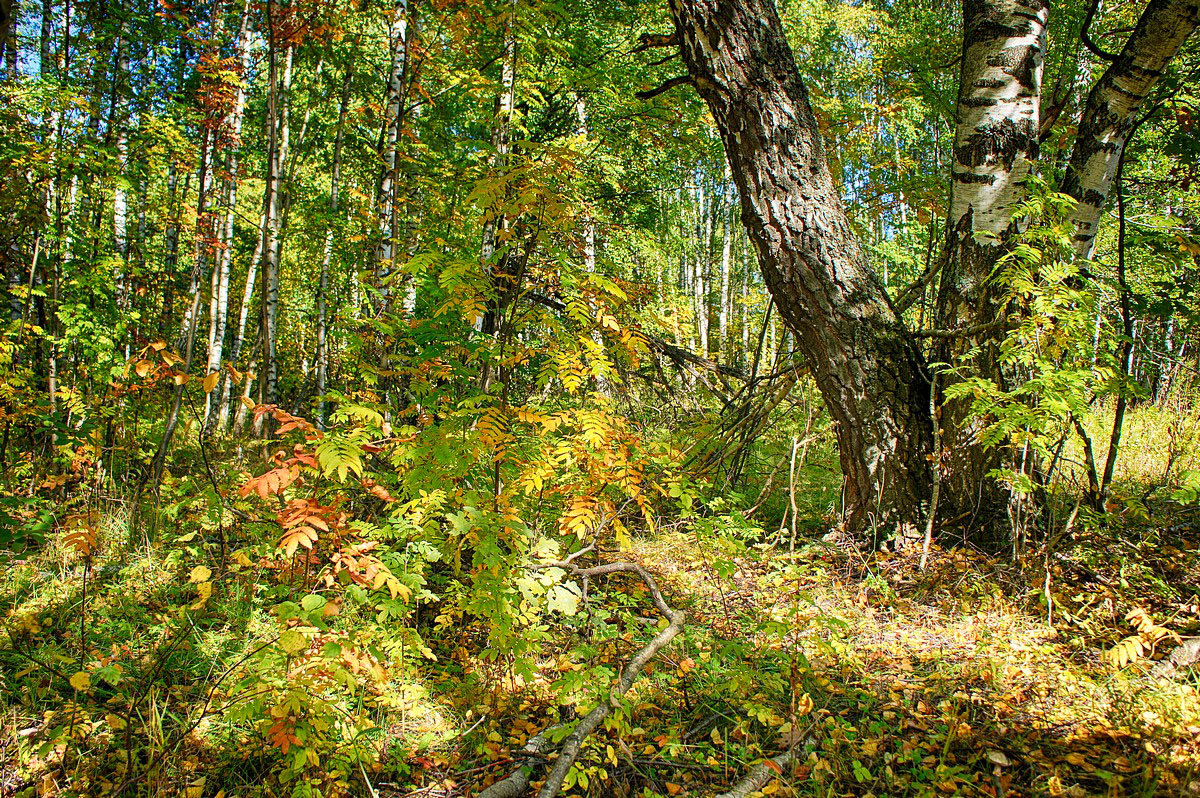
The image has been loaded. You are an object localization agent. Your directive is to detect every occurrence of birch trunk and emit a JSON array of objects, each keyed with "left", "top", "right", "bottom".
[
  {"left": 316, "top": 65, "right": 352, "bottom": 427},
  {"left": 204, "top": 1, "right": 252, "bottom": 429},
  {"left": 111, "top": 36, "right": 130, "bottom": 312},
  {"left": 259, "top": 14, "right": 293, "bottom": 410},
  {"left": 377, "top": 0, "right": 409, "bottom": 313},
  {"left": 218, "top": 207, "right": 264, "bottom": 430},
  {"left": 1061, "top": 0, "right": 1200, "bottom": 259},
  {"left": 575, "top": 93, "right": 609, "bottom": 394},
  {"left": 933, "top": 0, "right": 1048, "bottom": 536}
]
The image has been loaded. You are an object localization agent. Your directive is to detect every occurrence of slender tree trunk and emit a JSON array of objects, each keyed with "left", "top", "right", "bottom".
[
  {"left": 478, "top": 0, "right": 516, "bottom": 333},
  {"left": 204, "top": 0, "right": 251, "bottom": 429},
  {"left": 218, "top": 207, "right": 263, "bottom": 429},
  {"left": 316, "top": 64, "right": 352, "bottom": 427},
  {"left": 670, "top": 0, "right": 934, "bottom": 534},
  {"left": 1061, "top": 0, "right": 1199, "bottom": 259},
  {"left": 376, "top": 0, "right": 409, "bottom": 314},
  {"left": 719, "top": 164, "right": 732, "bottom": 361},
  {"left": 151, "top": 85, "right": 218, "bottom": 484},
  {"left": 574, "top": 92, "right": 609, "bottom": 395},
  {"left": 259, "top": 7, "right": 292, "bottom": 411},
  {"left": 695, "top": 177, "right": 709, "bottom": 355}
]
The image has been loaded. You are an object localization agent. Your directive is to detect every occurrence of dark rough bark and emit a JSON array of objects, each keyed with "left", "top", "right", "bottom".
[
  {"left": 668, "top": 0, "right": 933, "bottom": 535},
  {"left": 1061, "top": 0, "right": 1200, "bottom": 259}
]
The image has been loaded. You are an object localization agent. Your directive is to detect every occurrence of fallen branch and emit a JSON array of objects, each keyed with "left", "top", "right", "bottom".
[
  {"left": 717, "top": 745, "right": 801, "bottom": 798},
  {"left": 480, "top": 552, "right": 686, "bottom": 798},
  {"left": 476, "top": 726, "right": 561, "bottom": 798},
  {"left": 1152, "top": 637, "right": 1200, "bottom": 679}
]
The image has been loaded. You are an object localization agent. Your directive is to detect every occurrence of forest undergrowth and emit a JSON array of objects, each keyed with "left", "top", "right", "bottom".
[{"left": 2, "top": 403, "right": 1199, "bottom": 798}]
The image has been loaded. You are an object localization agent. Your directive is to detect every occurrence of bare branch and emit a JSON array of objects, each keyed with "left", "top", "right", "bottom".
[
  {"left": 893, "top": 255, "right": 945, "bottom": 314},
  {"left": 910, "top": 320, "right": 1012, "bottom": 340},
  {"left": 524, "top": 291, "right": 746, "bottom": 379},
  {"left": 631, "top": 32, "right": 679, "bottom": 53},
  {"left": 635, "top": 75, "right": 693, "bottom": 100},
  {"left": 1081, "top": 0, "right": 1119, "bottom": 62}
]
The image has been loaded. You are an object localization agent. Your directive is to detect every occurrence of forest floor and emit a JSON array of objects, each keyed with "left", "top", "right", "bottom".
[
  {"left": 445, "top": 521, "right": 1200, "bottom": 798},
  {"left": 3, "top": 511, "right": 1199, "bottom": 797},
  {"left": 629, "top": 525, "right": 1200, "bottom": 798}
]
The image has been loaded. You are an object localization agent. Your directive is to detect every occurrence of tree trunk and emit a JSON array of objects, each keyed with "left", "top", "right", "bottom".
[
  {"left": 218, "top": 205, "right": 264, "bottom": 430},
  {"left": 151, "top": 85, "right": 218, "bottom": 484},
  {"left": 478, "top": 0, "right": 516, "bottom": 333},
  {"left": 377, "top": 0, "right": 410, "bottom": 313},
  {"left": 1061, "top": 0, "right": 1200, "bottom": 260},
  {"left": 670, "top": 0, "right": 934, "bottom": 534},
  {"left": 719, "top": 163, "right": 732, "bottom": 361},
  {"left": 933, "top": 0, "right": 1049, "bottom": 536},
  {"left": 317, "top": 64, "right": 352, "bottom": 427},
  {"left": 204, "top": 0, "right": 252, "bottom": 430},
  {"left": 259, "top": 8, "right": 293, "bottom": 411}
]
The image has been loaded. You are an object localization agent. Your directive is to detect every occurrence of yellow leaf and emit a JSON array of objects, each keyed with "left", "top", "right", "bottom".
[
  {"left": 203, "top": 371, "right": 220, "bottom": 393},
  {"left": 173, "top": 373, "right": 191, "bottom": 386},
  {"left": 241, "top": 396, "right": 255, "bottom": 409},
  {"left": 711, "top": 727, "right": 723, "bottom": 745},
  {"left": 665, "top": 784, "right": 682, "bottom": 795},
  {"left": 190, "top": 581, "right": 213, "bottom": 609},
  {"left": 106, "top": 713, "right": 127, "bottom": 730},
  {"left": 189, "top": 565, "right": 212, "bottom": 583},
  {"left": 795, "top": 692, "right": 814, "bottom": 717},
  {"left": 70, "top": 671, "right": 91, "bottom": 691}
]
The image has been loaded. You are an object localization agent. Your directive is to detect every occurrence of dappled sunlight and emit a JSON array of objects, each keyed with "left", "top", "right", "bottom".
[{"left": 633, "top": 530, "right": 1200, "bottom": 796}]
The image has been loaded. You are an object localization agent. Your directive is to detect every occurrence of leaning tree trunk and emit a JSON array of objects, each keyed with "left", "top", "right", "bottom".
[
  {"left": 669, "top": 0, "right": 934, "bottom": 535},
  {"left": 933, "top": 0, "right": 1049, "bottom": 537},
  {"left": 1061, "top": 0, "right": 1200, "bottom": 260}
]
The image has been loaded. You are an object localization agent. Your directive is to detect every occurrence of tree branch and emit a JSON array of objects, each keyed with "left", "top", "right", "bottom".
[
  {"left": 525, "top": 291, "right": 746, "bottom": 379},
  {"left": 910, "top": 319, "right": 1012, "bottom": 339},
  {"left": 481, "top": 555, "right": 686, "bottom": 798},
  {"left": 631, "top": 32, "right": 679, "bottom": 53},
  {"left": 893, "top": 255, "right": 945, "bottom": 314},
  {"left": 635, "top": 75, "right": 693, "bottom": 100},
  {"left": 1081, "top": 0, "right": 1119, "bottom": 62}
]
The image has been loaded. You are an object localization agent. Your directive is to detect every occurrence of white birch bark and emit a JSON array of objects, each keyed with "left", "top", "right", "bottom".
[
  {"left": 1061, "top": 0, "right": 1200, "bottom": 259},
  {"left": 377, "top": 0, "right": 409, "bottom": 312}
]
